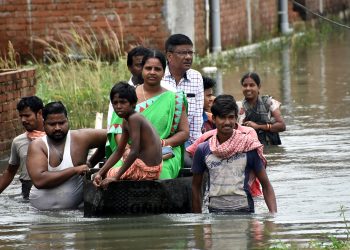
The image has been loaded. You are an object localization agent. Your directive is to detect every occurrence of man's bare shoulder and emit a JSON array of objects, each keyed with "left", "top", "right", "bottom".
[
  {"left": 30, "top": 136, "right": 45, "bottom": 147},
  {"left": 71, "top": 129, "right": 107, "bottom": 146},
  {"left": 72, "top": 128, "right": 107, "bottom": 136},
  {"left": 28, "top": 137, "right": 46, "bottom": 155}
]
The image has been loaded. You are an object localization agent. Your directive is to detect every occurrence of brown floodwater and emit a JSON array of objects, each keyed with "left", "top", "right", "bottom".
[{"left": 0, "top": 31, "right": 349, "bottom": 249}]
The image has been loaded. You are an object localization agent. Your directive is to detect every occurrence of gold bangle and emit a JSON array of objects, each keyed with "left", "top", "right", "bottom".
[{"left": 268, "top": 124, "right": 271, "bottom": 131}]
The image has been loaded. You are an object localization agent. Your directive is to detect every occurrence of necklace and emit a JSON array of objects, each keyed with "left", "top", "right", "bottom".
[{"left": 141, "top": 84, "right": 163, "bottom": 102}]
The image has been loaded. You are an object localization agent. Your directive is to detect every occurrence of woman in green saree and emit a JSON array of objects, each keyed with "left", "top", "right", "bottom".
[{"left": 106, "top": 49, "right": 189, "bottom": 179}]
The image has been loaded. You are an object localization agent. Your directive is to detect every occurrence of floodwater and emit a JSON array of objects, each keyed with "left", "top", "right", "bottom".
[{"left": 1, "top": 32, "right": 350, "bottom": 249}]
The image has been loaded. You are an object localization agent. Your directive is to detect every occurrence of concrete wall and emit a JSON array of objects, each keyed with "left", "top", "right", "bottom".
[
  {"left": 0, "top": 68, "right": 36, "bottom": 158},
  {"left": 164, "top": 0, "right": 195, "bottom": 48}
]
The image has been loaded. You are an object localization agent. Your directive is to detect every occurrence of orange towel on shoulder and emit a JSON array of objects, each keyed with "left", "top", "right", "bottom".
[{"left": 26, "top": 130, "right": 46, "bottom": 141}]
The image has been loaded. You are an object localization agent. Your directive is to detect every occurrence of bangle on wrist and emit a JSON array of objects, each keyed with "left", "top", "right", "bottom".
[{"left": 266, "top": 123, "right": 271, "bottom": 131}]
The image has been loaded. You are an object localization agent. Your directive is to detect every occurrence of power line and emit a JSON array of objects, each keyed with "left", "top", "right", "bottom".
[{"left": 292, "top": 0, "right": 350, "bottom": 29}]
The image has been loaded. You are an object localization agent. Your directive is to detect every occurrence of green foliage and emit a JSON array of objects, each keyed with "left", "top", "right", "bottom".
[
  {"left": 32, "top": 19, "right": 129, "bottom": 129},
  {"left": 35, "top": 59, "right": 129, "bottom": 129}
]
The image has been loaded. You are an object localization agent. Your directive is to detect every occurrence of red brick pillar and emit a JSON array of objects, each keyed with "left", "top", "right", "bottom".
[{"left": 0, "top": 68, "right": 36, "bottom": 158}]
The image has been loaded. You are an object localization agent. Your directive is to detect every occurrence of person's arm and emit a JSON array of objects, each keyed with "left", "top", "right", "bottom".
[
  {"left": 191, "top": 143, "right": 207, "bottom": 213},
  {"left": 192, "top": 173, "right": 204, "bottom": 213},
  {"left": 93, "top": 128, "right": 128, "bottom": 187},
  {"left": 243, "top": 98, "right": 286, "bottom": 133},
  {"left": 27, "top": 140, "right": 89, "bottom": 189},
  {"left": 255, "top": 168, "right": 277, "bottom": 214},
  {"left": 0, "top": 164, "right": 19, "bottom": 194},
  {"left": 85, "top": 129, "right": 107, "bottom": 168},
  {"left": 269, "top": 109, "right": 286, "bottom": 132},
  {"left": 163, "top": 109, "right": 189, "bottom": 147}
]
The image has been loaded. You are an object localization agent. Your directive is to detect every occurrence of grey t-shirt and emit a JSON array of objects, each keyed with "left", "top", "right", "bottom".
[{"left": 9, "top": 133, "right": 31, "bottom": 181}]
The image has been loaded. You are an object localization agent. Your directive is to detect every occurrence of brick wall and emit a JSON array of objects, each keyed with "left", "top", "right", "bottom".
[
  {"left": 194, "top": 0, "right": 206, "bottom": 55},
  {"left": 0, "top": 68, "right": 36, "bottom": 157},
  {"left": 0, "top": 0, "right": 349, "bottom": 59},
  {"left": 0, "top": 0, "right": 170, "bottom": 59},
  {"left": 220, "top": 0, "right": 278, "bottom": 49}
]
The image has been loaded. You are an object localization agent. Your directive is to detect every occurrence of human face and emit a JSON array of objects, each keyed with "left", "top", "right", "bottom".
[
  {"left": 142, "top": 58, "right": 164, "bottom": 86},
  {"left": 19, "top": 107, "right": 42, "bottom": 132},
  {"left": 128, "top": 55, "right": 144, "bottom": 80},
  {"left": 111, "top": 94, "right": 134, "bottom": 118},
  {"left": 44, "top": 113, "right": 69, "bottom": 141},
  {"left": 167, "top": 44, "right": 194, "bottom": 73},
  {"left": 242, "top": 77, "right": 260, "bottom": 101},
  {"left": 213, "top": 112, "right": 236, "bottom": 137},
  {"left": 204, "top": 88, "right": 214, "bottom": 112}
]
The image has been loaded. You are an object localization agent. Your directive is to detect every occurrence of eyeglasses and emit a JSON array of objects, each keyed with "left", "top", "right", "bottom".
[{"left": 171, "top": 50, "right": 196, "bottom": 56}]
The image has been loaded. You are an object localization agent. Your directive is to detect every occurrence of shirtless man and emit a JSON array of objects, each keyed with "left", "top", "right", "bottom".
[
  {"left": 93, "top": 82, "right": 162, "bottom": 188},
  {"left": 26, "top": 101, "right": 106, "bottom": 210}
]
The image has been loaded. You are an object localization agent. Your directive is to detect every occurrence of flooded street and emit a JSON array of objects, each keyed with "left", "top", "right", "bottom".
[{"left": 1, "top": 31, "right": 350, "bottom": 249}]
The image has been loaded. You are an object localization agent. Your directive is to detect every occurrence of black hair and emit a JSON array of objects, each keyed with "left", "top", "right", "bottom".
[
  {"left": 165, "top": 34, "right": 193, "bottom": 52},
  {"left": 110, "top": 81, "right": 138, "bottom": 104},
  {"left": 141, "top": 49, "right": 167, "bottom": 71},
  {"left": 211, "top": 94, "right": 238, "bottom": 118},
  {"left": 42, "top": 101, "right": 68, "bottom": 120},
  {"left": 240, "top": 72, "right": 261, "bottom": 86},
  {"left": 202, "top": 76, "right": 216, "bottom": 90},
  {"left": 127, "top": 46, "right": 150, "bottom": 67},
  {"left": 17, "top": 96, "right": 44, "bottom": 113}
]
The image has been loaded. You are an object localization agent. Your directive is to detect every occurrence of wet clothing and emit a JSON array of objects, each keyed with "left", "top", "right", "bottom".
[
  {"left": 30, "top": 131, "right": 83, "bottom": 210},
  {"left": 9, "top": 131, "right": 45, "bottom": 199},
  {"left": 240, "top": 95, "right": 282, "bottom": 145},
  {"left": 106, "top": 158, "right": 162, "bottom": 180},
  {"left": 191, "top": 130, "right": 265, "bottom": 212},
  {"left": 187, "top": 125, "right": 263, "bottom": 197},
  {"left": 106, "top": 90, "right": 187, "bottom": 179}
]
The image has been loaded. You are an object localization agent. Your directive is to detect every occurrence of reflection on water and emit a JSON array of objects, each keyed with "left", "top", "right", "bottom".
[{"left": 1, "top": 32, "right": 350, "bottom": 249}]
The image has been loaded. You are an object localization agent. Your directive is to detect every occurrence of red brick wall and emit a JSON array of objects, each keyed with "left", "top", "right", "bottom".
[
  {"left": 0, "top": 69, "right": 36, "bottom": 157},
  {"left": 220, "top": 0, "right": 248, "bottom": 48},
  {"left": 0, "top": 0, "right": 171, "bottom": 59},
  {"left": 0, "top": 0, "right": 349, "bottom": 59},
  {"left": 194, "top": 0, "right": 206, "bottom": 55},
  {"left": 220, "top": 0, "right": 278, "bottom": 49}
]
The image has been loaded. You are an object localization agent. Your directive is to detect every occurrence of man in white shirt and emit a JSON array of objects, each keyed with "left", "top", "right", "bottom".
[{"left": 161, "top": 34, "right": 204, "bottom": 146}]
